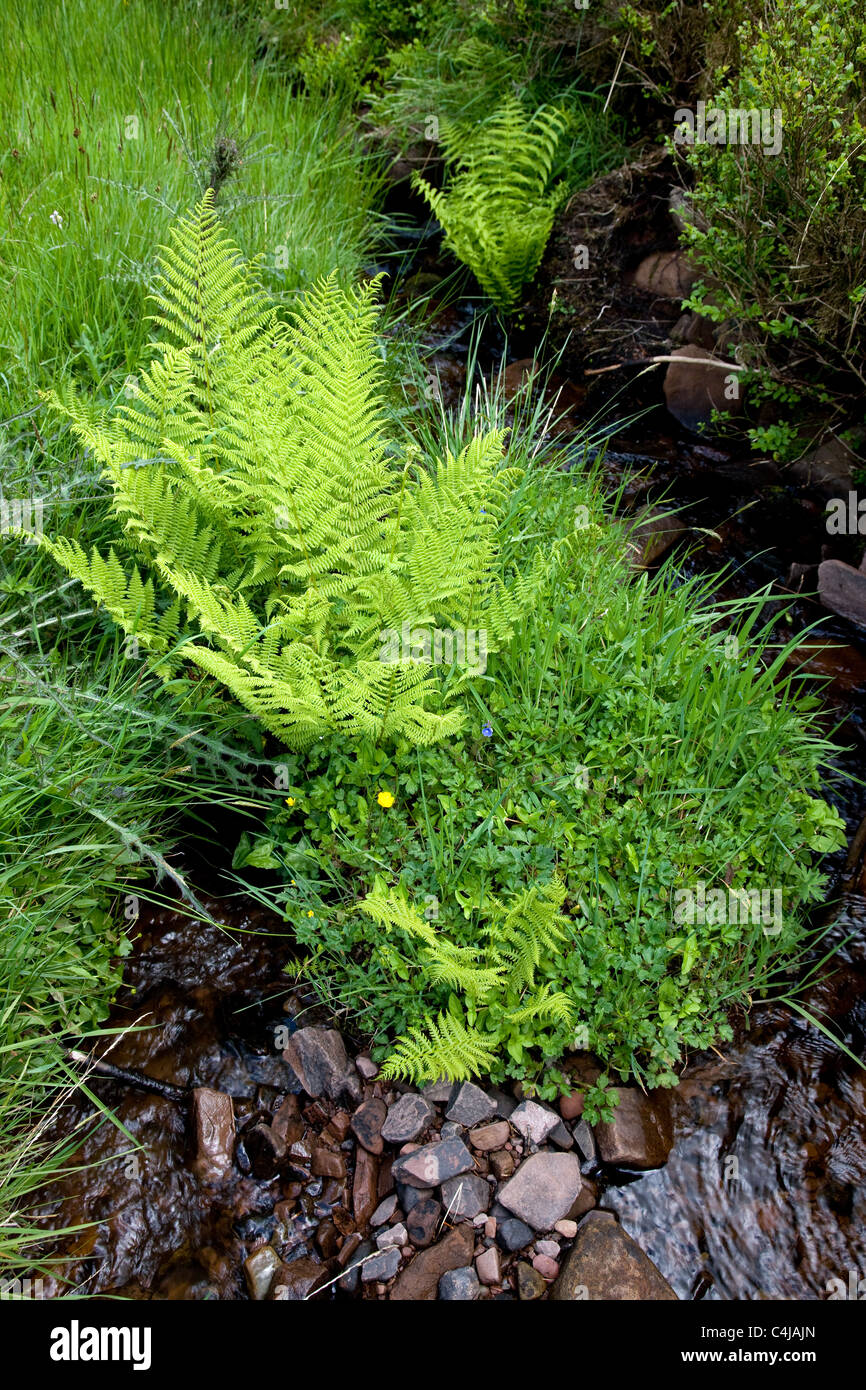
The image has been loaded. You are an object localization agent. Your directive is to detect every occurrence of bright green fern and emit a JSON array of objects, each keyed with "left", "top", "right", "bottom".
[
  {"left": 358, "top": 878, "right": 577, "bottom": 1083},
  {"left": 413, "top": 95, "right": 569, "bottom": 314},
  {"left": 34, "top": 193, "right": 548, "bottom": 749}
]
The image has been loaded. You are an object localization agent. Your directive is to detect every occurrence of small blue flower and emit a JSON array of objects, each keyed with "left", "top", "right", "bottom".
[{"left": 481, "top": 723, "right": 493, "bottom": 738}]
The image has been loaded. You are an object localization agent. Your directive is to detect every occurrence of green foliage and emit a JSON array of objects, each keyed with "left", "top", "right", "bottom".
[
  {"left": 413, "top": 95, "right": 570, "bottom": 314},
  {"left": 34, "top": 194, "right": 546, "bottom": 748}
]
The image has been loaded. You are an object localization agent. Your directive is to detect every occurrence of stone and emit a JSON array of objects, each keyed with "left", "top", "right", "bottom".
[
  {"left": 338, "top": 1239, "right": 372, "bottom": 1294},
  {"left": 283, "top": 1027, "right": 361, "bottom": 1104},
  {"left": 790, "top": 434, "right": 859, "bottom": 496},
  {"left": 594, "top": 1088, "right": 674, "bottom": 1169},
  {"left": 440, "top": 1174, "right": 491, "bottom": 1220},
  {"left": 390, "top": 1223, "right": 475, "bottom": 1300},
  {"left": 315, "top": 1219, "right": 340, "bottom": 1260},
  {"left": 439, "top": 1266, "right": 480, "bottom": 1301},
  {"left": 244, "top": 1122, "right": 286, "bottom": 1180},
  {"left": 510, "top": 1099, "right": 560, "bottom": 1146},
  {"left": 370, "top": 1194, "right": 399, "bottom": 1228},
  {"left": 355, "top": 1055, "right": 379, "bottom": 1080},
  {"left": 421, "top": 1078, "right": 456, "bottom": 1104},
  {"left": 445, "top": 1082, "right": 496, "bottom": 1128},
  {"left": 549, "top": 1120, "right": 574, "bottom": 1150},
  {"left": 352, "top": 1145, "right": 380, "bottom": 1230},
  {"left": 475, "top": 1247, "right": 501, "bottom": 1286},
  {"left": 381, "top": 1093, "right": 435, "bottom": 1145},
  {"left": 573, "top": 1119, "right": 596, "bottom": 1163},
  {"left": 554, "top": 1219, "right": 578, "bottom": 1239},
  {"left": 571, "top": 1177, "right": 597, "bottom": 1218},
  {"left": 517, "top": 1262, "right": 546, "bottom": 1300},
  {"left": 191, "top": 1088, "right": 235, "bottom": 1185},
  {"left": 536, "top": 1239, "right": 560, "bottom": 1259},
  {"left": 469, "top": 1121, "right": 510, "bottom": 1152},
  {"left": 486, "top": 1087, "right": 517, "bottom": 1119},
  {"left": 553, "top": 1211, "right": 678, "bottom": 1300},
  {"left": 533, "top": 1253, "right": 559, "bottom": 1280},
  {"left": 405, "top": 1196, "right": 441, "bottom": 1248},
  {"left": 488, "top": 1149, "right": 515, "bottom": 1181},
  {"left": 244, "top": 1244, "right": 282, "bottom": 1300},
  {"left": 391, "top": 1136, "right": 476, "bottom": 1189},
  {"left": 559, "top": 1090, "right": 584, "bottom": 1121},
  {"left": 439, "top": 1121, "right": 463, "bottom": 1141},
  {"left": 630, "top": 249, "right": 695, "bottom": 300},
  {"left": 626, "top": 506, "right": 689, "bottom": 570},
  {"left": 271, "top": 1094, "right": 303, "bottom": 1146},
  {"left": 662, "top": 346, "right": 745, "bottom": 433},
  {"left": 496, "top": 1216, "right": 535, "bottom": 1253},
  {"left": 498, "top": 1152, "right": 583, "bottom": 1231},
  {"left": 375, "top": 1222, "right": 408, "bottom": 1250},
  {"left": 818, "top": 559, "right": 866, "bottom": 628},
  {"left": 311, "top": 1146, "right": 346, "bottom": 1180},
  {"left": 270, "top": 1255, "right": 330, "bottom": 1301},
  {"left": 361, "top": 1246, "right": 401, "bottom": 1282},
  {"left": 398, "top": 1182, "right": 434, "bottom": 1213},
  {"left": 350, "top": 1097, "right": 387, "bottom": 1155}
]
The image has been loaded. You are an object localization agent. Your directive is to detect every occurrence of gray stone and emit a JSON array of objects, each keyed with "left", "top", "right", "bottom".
[
  {"left": 397, "top": 1182, "right": 434, "bottom": 1213},
  {"left": 511, "top": 1099, "right": 560, "bottom": 1146},
  {"left": 338, "top": 1239, "right": 373, "bottom": 1294},
  {"left": 445, "top": 1082, "right": 496, "bottom": 1128},
  {"left": 486, "top": 1087, "right": 517, "bottom": 1119},
  {"left": 573, "top": 1119, "right": 596, "bottom": 1163},
  {"left": 440, "top": 1121, "right": 464, "bottom": 1141},
  {"left": 818, "top": 559, "right": 866, "bottom": 629},
  {"left": 355, "top": 1055, "right": 379, "bottom": 1080},
  {"left": 553, "top": 1211, "right": 678, "bottom": 1300},
  {"left": 549, "top": 1120, "right": 574, "bottom": 1150},
  {"left": 361, "top": 1245, "right": 402, "bottom": 1282},
  {"left": 421, "top": 1078, "right": 456, "bottom": 1104},
  {"left": 376, "top": 1222, "right": 408, "bottom": 1250},
  {"left": 370, "top": 1193, "right": 399, "bottom": 1228},
  {"left": 381, "top": 1093, "right": 435, "bottom": 1144},
  {"left": 498, "top": 1152, "right": 583, "bottom": 1231},
  {"left": 282, "top": 1026, "right": 361, "bottom": 1104},
  {"left": 496, "top": 1216, "right": 535, "bottom": 1253},
  {"left": 440, "top": 1173, "right": 491, "bottom": 1220},
  {"left": 439, "top": 1266, "right": 481, "bottom": 1301},
  {"left": 391, "top": 1136, "right": 476, "bottom": 1189}
]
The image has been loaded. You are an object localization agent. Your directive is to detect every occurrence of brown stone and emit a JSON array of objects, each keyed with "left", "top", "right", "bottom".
[
  {"left": 818, "top": 559, "right": 866, "bottom": 629},
  {"left": 559, "top": 1091, "right": 584, "bottom": 1121},
  {"left": 517, "top": 1261, "right": 546, "bottom": 1300},
  {"left": 390, "top": 1222, "right": 475, "bottom": 1301},
  {"left": 350, "top": 1097, "right": 387, "bottom": 1155},
  {"left": 312, "top": 1146, "right": 347, "bottom": 1180},
  {"left": 552, "top": 1211, "right": 678, "bottom": 1300},
  {"left": 270, "top": 1256, "right": 331, "bottom": 1301},
  {"left": 626, "top": 505, "right": 689, "bottom": 570},
  {"left": 630, "top": 250, "right": 695, "bottom": 300},
  {"left": 594, "top": 1088, "right": 673, "bottom": 1169},
  {"left": 489, "top": 1149, "right": 516, "bottom": 1181},
  {"left": 272, "top": 1095, "right": 303, "bottom": 1147},
  {"left": 191, "top": 1088, "right": 235, "bottom": 1185},
  {"left": 406, "top": 1197, "right": 442, "bottom": 1248},
  {"left": 663, "top": 346, "right": 745, "bottom": 433},
  {"left": 353, "top": 1145, "right": 379, "bottom": 1231},
  {"left": 469, "top": 1121, "right": 510, "bottom": 1152}
]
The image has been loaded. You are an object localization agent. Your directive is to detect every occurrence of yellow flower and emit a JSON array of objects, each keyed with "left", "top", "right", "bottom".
[
  {"left": 285, "top": 796, "right": 296, "bottom": 807},
  {"left": 306, "top": 910, "right": 314, "bottom": 917},
  {"left": 377, "top": 790, "right": 395, "bottom": 809}
]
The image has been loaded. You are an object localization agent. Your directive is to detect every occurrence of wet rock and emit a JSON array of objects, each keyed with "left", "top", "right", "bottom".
[
  {"left": 315, "top": 1219, "right": 340, "bottom": 1260},
  {"left": 439, "top": 1266, "right": 481, "bottom": 1300},
  {"left": 421, "top": 1078, "right": 455, "bottom": 1104},
  {"left": 571, "top": 1177, "right": 597, "bottom": 1218},
  {"left": 511, "top": 1099, "right": 560, "bottom": 1146},
  {"left": 381, "top": 1093, "right": 435, "bottom": 1144},
  {"left": 662, "top": 346, "right": 744, "bottom": 433},
  {"left": 361, "top": 1245, "right": 402, "bottom": 1282},
  {"left": 282, "top": 1027, "right": 361, "bottom": 1104},
  {"left": 594, "top": 1087, "right": 673, "bottom": 1169},
  {"left": 270, "top": 1256, "right": 331, "bottom": 1300},
  {"left": 192, "top": 1087, "right": 235, "bottom": 1186},
  {"left": 552, "top": 1211, "right": 678, "bottom": 1301},
  {"left": 536, "top": 1238, "right": 560, "bottom": 1259},
  {"left": 352, "top": 1145, "right": 380, "bottom": 1230},
  {"left": 440, "top": 1173, "right": 491, "bottom": 1220},
  {"left": 475, "top": 1246, "right": 501, "bottom": 1286},
  {"left": 469, "top": 1120, "right": 511, "bottom": 1152},
  {"left": 445, "top": 1082, "right": 496, "bottom": 1128},
  {"left": 626, "top": 506, "right": 689, "bottom": 570},
  {"left": 496, "top": 1216, "right": 535, "bottom": 1253},
  {"left": 370, "top": 1193, "right": 399, "bottom": 1228},
  {"left": 630, "top": 250, "right": 694, "bottom": 300},
  {"left": 406, "top": 1196, "right": 441, "bottom": 1248},
  {"left": 376, "top": 1222, "right": 408, "bottom": 1250},
  {"left": 350, "top": 1096, "right": 387, "bottom": 1155},
  {"left": 489, "top": 1149, "right": 515, "bottom": 1181},
  {"left": 390, "top": 1222, "right": 476, "bottom": 1300},
  {"left": 244, "top": 1244, "right": 281, "bottom": 1300},
  {"left": 818, "top": 559, "right": 866, "bottom": 629},
  {"left": 243, "top": 1122, "right": 286, "bottom": 1180},
  {"left": 498, "top": 1152, "right": 583, "bottom": 1231},
  {"left": 517, "top": 1262, "right": 546, "bottom": 1300},
  {"left": 271, "top": 1095, "right": 304, "bottom": 1147},
  {"left": 391, "top": 1136, "right": 475, "bottom": 1189},
  {"left": 311, "top": 1146, "right": 346, "bottom": 1180}
]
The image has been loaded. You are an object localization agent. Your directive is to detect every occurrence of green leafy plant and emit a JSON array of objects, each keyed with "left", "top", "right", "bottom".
[
  {"left": 34, "top": 193, "right": 547, "bottom": 749},
  {"left": 413, "top": 94, "right": 570, "bottom": 313}
]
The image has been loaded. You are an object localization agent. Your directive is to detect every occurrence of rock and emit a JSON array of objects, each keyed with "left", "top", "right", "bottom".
[
  {"left": 191, "top": 1088, "right": 235, "bottom": 1185},
  {"left": 421, "top": 1078, "right": 455, "bottom": 1104},
  {"left": 486, "top": 1088, "right": 517, "bottom": 1119},
  {"left": 283, "top": 1027, "right": 360, "bottom": 1104},
  {"left": 381, "top": 1093, "right": 435, "bottom": 1144},
  {"left": 475, "top": 1247, "right": 501, "bottom": 1286},
  {"left": 398, "top": 1183, "right": 434, "bottom": 1213},
  {"left": 553, "top": 1211, "right": 678, "bottom": 1301},
  {"left": 549, "top": 1120, "right": 574, "bottom": 1150},
  {"left": 445, "top": 1082, "right": 496, "bottom": 1128},
  {"left": 352, "top": 1145, "right": 380, "bottom": 1230},
  {"left": 244, "top": 1245, "right": 281, "bottom": 1300},
  {"left": 440, "top": 1121, "right": 464, "bottom": 1141},
  {"left": 662, "top": 346, "right": 744, "bottom": 433},
  {"left": 355, "top": 1055, "right": 379, "bottom": 1080},
  {"left": 350, "top": 1097, "right": 387, "bottom": 1155},
  {"left": 536, "top": 1239, "right": 560, "bottom": 1259},
  {"left": 370, "top": 1194, "right": 399, "bottom": 1228},
  {"left": 338, "top": 1239, "right": 372, "bottom": 1294},
  {"left": 311, "top": 1146, "right": 346, "bottom": 1180},
  {"left": 391, "top": 1136, "right": 476, "bottom": 1189},
  {"left": 439, "top": 1266, "right": 481, "bottom": 1300},
  {"left": 789, "top": 434, "right": 859, "bottom": 496},
  {"left": 554, "top": 1219, "right": 578, "bottom": 1239},
  {"left": 517, "top": 1262, "right": 546, "bottom": 1300},
  {"left": 375, "top": 1222, "right": 408, "bottom": 1250},
  {"left": 497, "top": 1216, "right": 535, "bottom": 1253},
  {"left": 630, "top": 250, "right": 695, "bottom": 300},
  {"left": 571, "top": 1177, "right": 597, "bottom": 1218},
  {"left": 594, "top": 1088, "right": 674, "bottom": 1169},
  {"left": 315, "top": 1219, "right": 340, "bottom": 1260},
  {"left": 489, "top": 1149, "right": 515, "bottom": 1181},
  {"left": 559, "top": 1091, "right": 584, "bottom": 1121},
  {"left": 510, "top": 1099, "right": 560, "bottom": 1146},
  {"left": 573, "top": 1119, "right": 596, "bottom": 1164},
  {"left": 361, "top": 1246, "right": 402, "bottom": 1282},
  {"left": 244, "top": 1122, "right": 286, "bottom": 1180},
  {"left": 671, "top": 310, "right": 716, "bottom": 351},
  {"left": 626, "top": 506, "right": 688, "bottom": 570},
  {"left": 533, "top": 1253, "right": 559, "bottom": 1280},
  {"left": 440, "top": 1174, "right": 491, "bottom": 1220},
  {"left": 406, "top": 1196, "right": 441, "bottom": 1248},
  {"left": 468, "top": 1124, "right": 509, "bottom": 1157},
  {"left": 818, "top": 559, "right": 866, "bottom": 628},
  {"left": 503, "top": 357, "right": 540, "bottom": 401},
  {"left": 270, "top": 1256, "right": 330, "bottom": 1301},
  {"left": 390, "top": 1223, "right": 476, "bottom": 1300},
  {"left": 271, "top": 1094, "right": 303, "bottom": 1146},
  {"left": 498, "top": 1152, "right": 583, "bottom": 1231}
]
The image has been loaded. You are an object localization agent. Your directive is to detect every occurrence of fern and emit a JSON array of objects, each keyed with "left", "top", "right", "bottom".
[
  {"left": 35, "top": 193, "right": 544, "bottom": 748},
  {"left": 413, "top": 95, "right": 569, "bottom": 314},
  {"left": 358, "top": 878, "right": 576, "bottom": 1083}
]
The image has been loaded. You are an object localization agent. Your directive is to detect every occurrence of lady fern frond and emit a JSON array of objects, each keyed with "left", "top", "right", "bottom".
[{"left": 380, "top": 1012, "right": 498, "bottom": 1085}]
